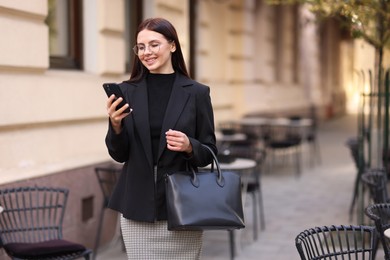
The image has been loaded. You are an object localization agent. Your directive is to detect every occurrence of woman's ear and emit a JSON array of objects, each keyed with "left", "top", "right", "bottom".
[{"left": 171, "top": 42, "right": 176, "bottom": 53}]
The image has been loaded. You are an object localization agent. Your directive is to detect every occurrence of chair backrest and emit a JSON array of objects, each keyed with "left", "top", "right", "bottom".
[
  {"left": 262, "top": 123, "right": 303, "bottom": 146},
  {"left": 365, "top": 203, "right": 390, "bottom": 259},
  {"left": 227, "top": 146, "right": 265, "bottom": 185},
  {"left": 361, "top": 168, "right": 388, "bottom": 204},
  {"left": 295, "top": 225, "right": 376, "bottom": 260},
  {"left": 228, "top": 145, "right": 265, "bottom": 165},
  {"left": 345, "top": 137, "right": 359, "bottom": 169},
  {"left": 0, "top": 186, "right": 68, "bottom": 244},
  {"left": 95, "top": 166, "right": 121, "bottom": 207}
]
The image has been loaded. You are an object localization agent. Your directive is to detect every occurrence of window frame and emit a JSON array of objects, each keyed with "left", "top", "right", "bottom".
[
  {"left": 125, "top": 0, "right": 143, "bottom": 72},
  {"left": 48, "top": 0, "right": 83, "bottom": 70}
]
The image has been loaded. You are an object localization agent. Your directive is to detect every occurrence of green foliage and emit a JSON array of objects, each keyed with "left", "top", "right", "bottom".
[{"left": 266, "top": 0, "right": 390, "bottom": 50}]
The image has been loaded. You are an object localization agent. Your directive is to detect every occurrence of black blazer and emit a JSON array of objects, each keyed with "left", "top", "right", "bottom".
[{"left": 106, "top": 73, "right": 217, "bottom": 222}]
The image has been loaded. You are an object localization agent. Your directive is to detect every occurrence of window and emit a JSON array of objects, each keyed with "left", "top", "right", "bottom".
[
  {"left": 189, "top": 0, "right": 197, "bottom": 78},
  {"left": 45, "top": 0, "right": 83, "bottom": 69},
  {"left": 125, "top": 0, "right": 143, "bottom": 72}
]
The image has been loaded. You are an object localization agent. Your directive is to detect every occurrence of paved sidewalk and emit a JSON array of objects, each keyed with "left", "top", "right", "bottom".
[
  {"left": 202, "top": 113, "right": 380, "bottom": 260},
  {"left": 96, "top": 113, "right": 384, "bottom": 259}
]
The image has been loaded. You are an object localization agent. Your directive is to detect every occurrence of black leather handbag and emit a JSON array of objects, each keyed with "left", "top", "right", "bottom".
[{"left": 165, "top": 145, "right": 245, "bottom": 231}]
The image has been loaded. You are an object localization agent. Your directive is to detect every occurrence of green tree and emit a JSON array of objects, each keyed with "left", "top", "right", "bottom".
[
  {"left": 266, "top": 0, "right": 389, "bottom": 83},
  {"left": 268, "top": 0, "right": 390, "bottom": 150}
]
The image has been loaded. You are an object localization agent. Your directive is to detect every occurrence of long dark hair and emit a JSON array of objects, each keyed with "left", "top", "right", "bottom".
[{"left": 128, "top": 18, "right": 190, "bottom": 82}]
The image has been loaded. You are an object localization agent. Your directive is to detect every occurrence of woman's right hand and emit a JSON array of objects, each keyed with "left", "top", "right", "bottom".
[{"left": 107, "top": 94, "right": 132, "bottom": 134}]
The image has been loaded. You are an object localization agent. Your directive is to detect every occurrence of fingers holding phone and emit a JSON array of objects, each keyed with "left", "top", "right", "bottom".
[
  {"left": 103, "top": 83, "right": 132, "bottom": 132},
  {"left": 106, "top": 95, "right": 131, "bottom": 133}
]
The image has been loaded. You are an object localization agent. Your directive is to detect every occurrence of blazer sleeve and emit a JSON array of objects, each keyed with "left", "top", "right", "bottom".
[
  {"left": 186, "top": 84, "right": 217, "bottom": 167},
  {"left": 105, "top": 120, "right": 130, "bottom": 163}
]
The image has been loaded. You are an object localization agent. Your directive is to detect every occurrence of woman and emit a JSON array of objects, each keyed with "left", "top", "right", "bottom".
[{"left": 105, "top": 17, "right": 217, "bottom": 259}]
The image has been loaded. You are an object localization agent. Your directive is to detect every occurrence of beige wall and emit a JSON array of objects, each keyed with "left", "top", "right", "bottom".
[
  {"left": 201, "top": 0, "right": 321, "bottom": 121},
  {"left": 0, "top": 0, "right": 379, "bottom": 184},
  {"left": 0, "top": 0, "right": 127, "bottom": 184}
]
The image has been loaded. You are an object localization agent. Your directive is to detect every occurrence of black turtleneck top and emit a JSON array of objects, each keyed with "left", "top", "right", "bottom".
[{"left": 146, "top": 72, "right": 175, "bottom": 164}]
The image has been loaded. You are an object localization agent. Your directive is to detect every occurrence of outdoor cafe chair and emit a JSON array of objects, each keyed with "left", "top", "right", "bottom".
[
  {"left": 346, "top": 136, "right": 363, "bottom": 220},
  {"left": 365, "top": 203, "right": 390, "bottom": 260},
  {"left": 262, "top": 123, "right": 302, "bottom": 177},
  {"left": 0, "top": 186, "right": 92, "bottom": 260},
  {"left": 227, "top": 145, "right": 266, "bottom": 240},
  {"left": 295, "top": 224, "right": 376, "bottom": 260},
  {"left": 361, "top": 167, "right": 389, "bottom": 205},
  {"left": 93, "top": 166, "right": 123, "bottom": 260},
  {"left": 289, "top": 114, "right": 321, "bottom": 167}
]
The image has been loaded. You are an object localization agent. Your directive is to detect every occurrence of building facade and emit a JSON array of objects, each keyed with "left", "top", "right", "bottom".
[{"left": 0, "top": 0, "right": 384, "bottom": 250}]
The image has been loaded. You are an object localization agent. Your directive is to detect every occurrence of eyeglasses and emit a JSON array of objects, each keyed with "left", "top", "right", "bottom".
[{"left": 133, "top": 42, "right": 165, "bottom": 56}]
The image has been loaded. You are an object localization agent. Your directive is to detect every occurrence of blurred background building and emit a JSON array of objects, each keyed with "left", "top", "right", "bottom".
[{"left": 0, "top": 0, "right": 388, "bottom": 251}]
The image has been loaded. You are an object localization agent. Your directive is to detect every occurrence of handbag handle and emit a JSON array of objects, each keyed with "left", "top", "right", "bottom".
[{"left": 191, "top": 145, "right": 224, "bottom": 188}]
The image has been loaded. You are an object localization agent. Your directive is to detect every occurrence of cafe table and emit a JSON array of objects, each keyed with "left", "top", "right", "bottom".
[
  {"left": 216, "top": 131, "right": 247, "bottom": 150},
  {"left": 238, "top": 116, "right": 312, "bottom": 129},
  {"left": 236, "top": 117, "right": 312, "bottom": 174},
  {"left": 203, "top": 157, "right": 256, "bottom": 204},
  {"left": 202, "top": 157, "right": 257, "bottom": 260},
  {"left": 384, "top": 228, "right": 390, "bottom": 239},
  {"left": 215, "top": 131, "right": 247, "bottom": 143},
  {"left": 237, "top": 115, "right": 313, "bottom": 137}
]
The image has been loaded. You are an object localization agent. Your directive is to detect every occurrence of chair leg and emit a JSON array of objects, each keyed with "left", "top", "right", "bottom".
[
  {"left": 314, "top": 140, "right": 321, "bottom": 165},
  {"left": 294, "top": 146, "right": 301, "bottom": 177},
  {"left": 308, "top": 140, "right": 321, "bottom": 167},
  {"left": 257, "top": 180, "right": 265, "bottom": 231},
  {"left": 373, "top": 235, "right": 380, "bottom": 260},
  {"left": 251, "top": 192, "right": 258, "bottom": 241},
  {"left": 93, "top": 204, "right": 106, "bottom": 260}
]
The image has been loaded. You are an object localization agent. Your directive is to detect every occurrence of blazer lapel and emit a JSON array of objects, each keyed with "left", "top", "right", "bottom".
[
  {"left": 130, "top": 80, "right": 153, "bottom": 167},
  {"left": 157, "top": 75, "right": 192, "bottom": 160}
]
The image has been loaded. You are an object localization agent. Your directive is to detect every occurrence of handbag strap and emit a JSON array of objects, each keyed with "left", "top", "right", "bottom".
[{"left": 198, "top": 145, "right": 224, "bottom": 187}]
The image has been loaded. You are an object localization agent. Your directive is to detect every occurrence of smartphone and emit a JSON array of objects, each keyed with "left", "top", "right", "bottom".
[{"left": 103, "top": 83, "right": 131, "bottom": 113}]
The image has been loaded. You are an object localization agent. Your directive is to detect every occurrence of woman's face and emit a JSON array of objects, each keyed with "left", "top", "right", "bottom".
[{"left": 136, "top": 29, "right": 176, "bottom": 74}]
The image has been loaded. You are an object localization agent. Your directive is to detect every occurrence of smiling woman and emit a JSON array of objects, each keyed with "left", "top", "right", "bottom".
[
  {"left": 133, "top": 29, "right": 177, "bottom": 74},
  {"left": 103, "top": 17, "right": 217, "bottom": 260}
]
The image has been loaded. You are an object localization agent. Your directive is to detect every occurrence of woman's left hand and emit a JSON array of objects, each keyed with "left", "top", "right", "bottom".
[{"left": 165, "top": 129, "right": 192, "bottom": 154}]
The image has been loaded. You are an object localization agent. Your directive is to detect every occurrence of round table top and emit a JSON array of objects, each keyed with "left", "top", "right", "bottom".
[
  {"left": 204, "top": 158, "right": 256, "bottom": 171},
  {"left": 237, "top": 117, "right": 312, "bottom": 127},
  {"left": 384, "top": 228, "right": 390, "bottom": 238},
  {"left": 271, "top": 118, "right": 312, "bottom": 127},
  {"left": 216, "top": 132, "right": 247, "bottom": 142},
  {"left": 219, "top": 158, "right": 256, "bottom": 170},
  {"left": 238, "top": 117, "right": 271, "bottom": 126}
]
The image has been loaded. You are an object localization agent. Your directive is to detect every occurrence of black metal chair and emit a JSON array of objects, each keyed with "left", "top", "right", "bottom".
[
  {"left": 361, "top": 167, "right": 389, "bottom": 204},
  {"left": 295, "top": 224, "right": 377, "bottom": 260},
  {"left": 306, "top": 106, "right": 321, "bottom": 167},
  {"left": 262, "top": 123, "right": 303, "bottom": 177},
  {"left": 365, "top": 203, "right": 390, "bottom": 260},
  {"left": 227, "top": 145, "right": 266, "bottom": 240},
  {"left": 93, "top": 166, "right": 122, "bottom": 260},
  {"left": 0, "top": 186, "right": 92, "bottom": 260},
  {"left": 360, "top": 168, "right": 389, "bottom": 259},
  {"left": 346, "top": 136, "right": 363, "bottom": 220}
]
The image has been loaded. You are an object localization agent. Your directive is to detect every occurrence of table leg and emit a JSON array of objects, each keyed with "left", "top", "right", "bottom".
[{"left": 229, "top": 230, "right": 235, "bottom": 260}]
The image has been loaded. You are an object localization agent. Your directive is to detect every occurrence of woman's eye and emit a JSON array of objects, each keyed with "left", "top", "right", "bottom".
[{"left": 151, "top": 43, "right": 159, "bottom": 48}]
